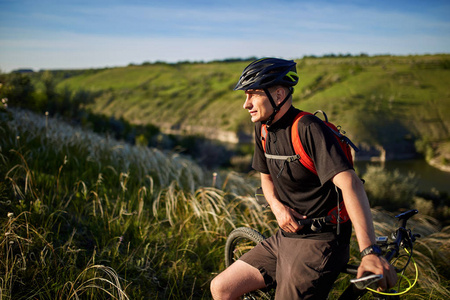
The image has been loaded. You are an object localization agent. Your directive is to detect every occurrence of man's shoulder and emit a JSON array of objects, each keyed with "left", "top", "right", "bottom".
[{"left": 295, "top": 112, "right": 323, "bottom": 128}]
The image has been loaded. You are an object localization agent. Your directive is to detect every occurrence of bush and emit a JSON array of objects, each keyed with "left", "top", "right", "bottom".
[
  {"left": 362, "top": 165, "right": 418, "bottom": 210},
  {"left": 415, "top": 189, "right": 450, "bottom": 225},
  {"left": 414, "top": 196, "right": 435, "bottom": 216},
  {"left": 415, "top": 138, "right": 435, "bottom": 161}
]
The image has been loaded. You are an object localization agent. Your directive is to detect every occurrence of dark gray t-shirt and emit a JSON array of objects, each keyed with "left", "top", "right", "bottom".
[{"left": 252, "top": 106, "right": 353, "bottom": 219}]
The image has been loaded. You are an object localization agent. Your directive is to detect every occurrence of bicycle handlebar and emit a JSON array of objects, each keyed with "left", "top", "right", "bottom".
[{"left": 339, "top": 209, "right": 419, "bottom": 298}]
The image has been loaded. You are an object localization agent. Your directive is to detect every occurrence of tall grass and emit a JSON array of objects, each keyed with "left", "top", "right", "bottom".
[
  {"left": 0, "top": 108, "right": 270, "bottom": 299},
  {"left": 0, "top": 107, "right": 449, "bottom": 299}
]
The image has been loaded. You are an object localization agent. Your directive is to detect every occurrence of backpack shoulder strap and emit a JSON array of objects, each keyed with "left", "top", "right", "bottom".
[
  {"left": 291, "top": 111, "right": 317, "bottom": 175},
  {"left": 261, "top": 124, "right": 268, "bottom": 151},
  {"left": 261, "top": 111, "right": 319, "bottom": 175}
]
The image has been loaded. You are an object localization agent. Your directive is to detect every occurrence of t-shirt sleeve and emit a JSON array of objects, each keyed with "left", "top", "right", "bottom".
[
  {"left": 299, "top": 116, "right": 353, "bottom": 185},
  {"left": 252, "top": 123, "right": 270, "bottom": 174}
]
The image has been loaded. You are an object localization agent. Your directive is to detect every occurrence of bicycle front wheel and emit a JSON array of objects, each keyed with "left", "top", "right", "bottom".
[
  {"left": 225, "top": 227, "right": 272, "bottom": 300},
  {"left": 225, "top": 227, "right": 266, "bottom": 268}
]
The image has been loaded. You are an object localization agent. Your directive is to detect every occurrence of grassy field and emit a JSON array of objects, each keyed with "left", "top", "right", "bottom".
[
  {"left": 1, "top": 106, "right": 450, "bottom": 299},
  {"left": 53, "top": 55, "right": 450, "bottom": 161}
]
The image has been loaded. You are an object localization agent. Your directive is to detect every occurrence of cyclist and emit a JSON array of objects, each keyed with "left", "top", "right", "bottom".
[{"left": 210, "top": 58, "right": 397, "bottom": 299}]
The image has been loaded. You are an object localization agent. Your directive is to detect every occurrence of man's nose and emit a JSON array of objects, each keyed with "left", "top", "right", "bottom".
[{"left": 243, "top": 95, "right": 251, "bottom": 109}]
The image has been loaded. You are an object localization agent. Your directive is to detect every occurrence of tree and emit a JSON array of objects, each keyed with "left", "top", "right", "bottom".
[{"left": 0, "top": 73, "right": 35, "bottom": 109}]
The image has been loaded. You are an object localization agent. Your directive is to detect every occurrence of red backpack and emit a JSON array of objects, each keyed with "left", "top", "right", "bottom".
[{"left": 261, "top": 110, "right": 358, "bottom": 175}]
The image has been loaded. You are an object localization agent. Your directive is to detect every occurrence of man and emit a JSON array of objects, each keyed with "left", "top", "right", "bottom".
[{"left": 210, "top": 58, "right": 397, "bottom": 299}]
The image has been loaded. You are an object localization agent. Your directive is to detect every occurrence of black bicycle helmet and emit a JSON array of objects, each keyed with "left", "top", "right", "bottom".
[
  {"left": 235, "top": 58, "right": 299, "bottom": 125},
  {"left": 234, "top": 58, "right": 299, "bottom": 91}
]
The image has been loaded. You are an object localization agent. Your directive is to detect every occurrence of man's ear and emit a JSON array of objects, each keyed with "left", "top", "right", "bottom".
[{"left": 276, "top": 87, "right": 286, "bottom": 104}]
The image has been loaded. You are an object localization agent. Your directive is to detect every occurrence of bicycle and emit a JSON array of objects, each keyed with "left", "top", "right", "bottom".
[{"left": 225, "top": 191, "right": 420, "bottom": 300}]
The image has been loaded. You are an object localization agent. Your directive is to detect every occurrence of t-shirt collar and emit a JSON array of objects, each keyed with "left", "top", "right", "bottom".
[{"left": 266, "top": 106, "right": 300, "bottom": 130}]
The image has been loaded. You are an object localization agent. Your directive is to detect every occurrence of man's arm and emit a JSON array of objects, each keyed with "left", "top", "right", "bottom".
[
  {"left": 260, "top": 173, "right": 306, "bottom": 233},
  {"left": 332, "top": 169, "right": 397, "bottom": 291}
]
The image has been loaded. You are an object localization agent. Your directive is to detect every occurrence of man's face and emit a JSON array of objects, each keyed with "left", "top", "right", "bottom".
[{"left": 242, "top": 89, "right": 275, "bottom": 123}]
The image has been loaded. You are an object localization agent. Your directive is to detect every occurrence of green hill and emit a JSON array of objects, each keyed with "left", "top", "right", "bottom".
[{"left": 57, "top": 55, "right": 450, "bottom": 162}]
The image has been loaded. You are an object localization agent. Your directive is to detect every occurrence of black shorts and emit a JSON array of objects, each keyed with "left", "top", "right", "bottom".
[{"left": 239, "top": 230, "right": 350, "bottom": 299}]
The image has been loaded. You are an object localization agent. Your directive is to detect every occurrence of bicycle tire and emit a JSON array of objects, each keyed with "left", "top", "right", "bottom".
[
  {"left": 225, "top": 227, "right": 266, "bottom": 268},
  {"left": 225, "top": 227, "right": 272, "bottom": 300}
]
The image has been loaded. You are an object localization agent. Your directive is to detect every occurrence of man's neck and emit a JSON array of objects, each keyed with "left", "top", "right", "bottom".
[{"left": 267, "top": 104, "right": 293, "bottom": 127}]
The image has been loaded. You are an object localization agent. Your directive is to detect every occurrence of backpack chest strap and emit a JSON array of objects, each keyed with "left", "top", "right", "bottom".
[
  {"left": 264, "top": 153, "right": 300, "bottom": 162},
  {"left": 264, "top": 153, "right": 301, "bottom": 178}
]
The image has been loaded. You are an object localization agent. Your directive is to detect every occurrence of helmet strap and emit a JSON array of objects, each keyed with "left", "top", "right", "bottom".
[{"left": 263, "top": 87, "right": 293, "bottom": 126}]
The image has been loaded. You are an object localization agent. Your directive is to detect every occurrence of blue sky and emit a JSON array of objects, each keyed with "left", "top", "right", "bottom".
[{"left": 1, "top": 0, "right": 449, "bottom": 72}]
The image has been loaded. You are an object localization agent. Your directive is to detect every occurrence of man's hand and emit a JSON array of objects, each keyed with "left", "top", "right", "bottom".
[
  {"left": 271, "top": 201, "right": 307, "bottom": 233},
  {"left": 260, "top": 173, "right": 306, "bottom": 233},
  {"left": 357, "top": 255, "right": 398, "bottom": 292}
]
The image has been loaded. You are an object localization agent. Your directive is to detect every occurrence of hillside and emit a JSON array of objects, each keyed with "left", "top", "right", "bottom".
[{"left": 57, "top": 55, "right": 450, "bottom": 162}]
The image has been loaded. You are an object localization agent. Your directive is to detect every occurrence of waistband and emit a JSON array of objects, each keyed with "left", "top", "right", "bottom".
[{"left": 280, "top": 221, "right": 352, "bottom": 240}]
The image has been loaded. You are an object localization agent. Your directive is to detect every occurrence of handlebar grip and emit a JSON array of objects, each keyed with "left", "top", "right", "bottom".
[{"left": 350, "top": 274, "right": 383, "bottom": 290}]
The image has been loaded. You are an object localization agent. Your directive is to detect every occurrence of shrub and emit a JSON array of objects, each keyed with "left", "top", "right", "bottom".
[
  {"left": 415, "top": 138, "right": 435, "bottom": 161},
  {"left": 415, "top": 189, "right": 450, "bottom": 225},
  {"left": 414, "top": 196, "right": 435, "bottom": 216},
  {"left": 362, "top": 165, "right": 417, "bottom": 210}
]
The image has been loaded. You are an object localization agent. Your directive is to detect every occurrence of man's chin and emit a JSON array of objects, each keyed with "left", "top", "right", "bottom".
[{"left": 252, "top": 116, "right": 268, "bottom": 123}]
